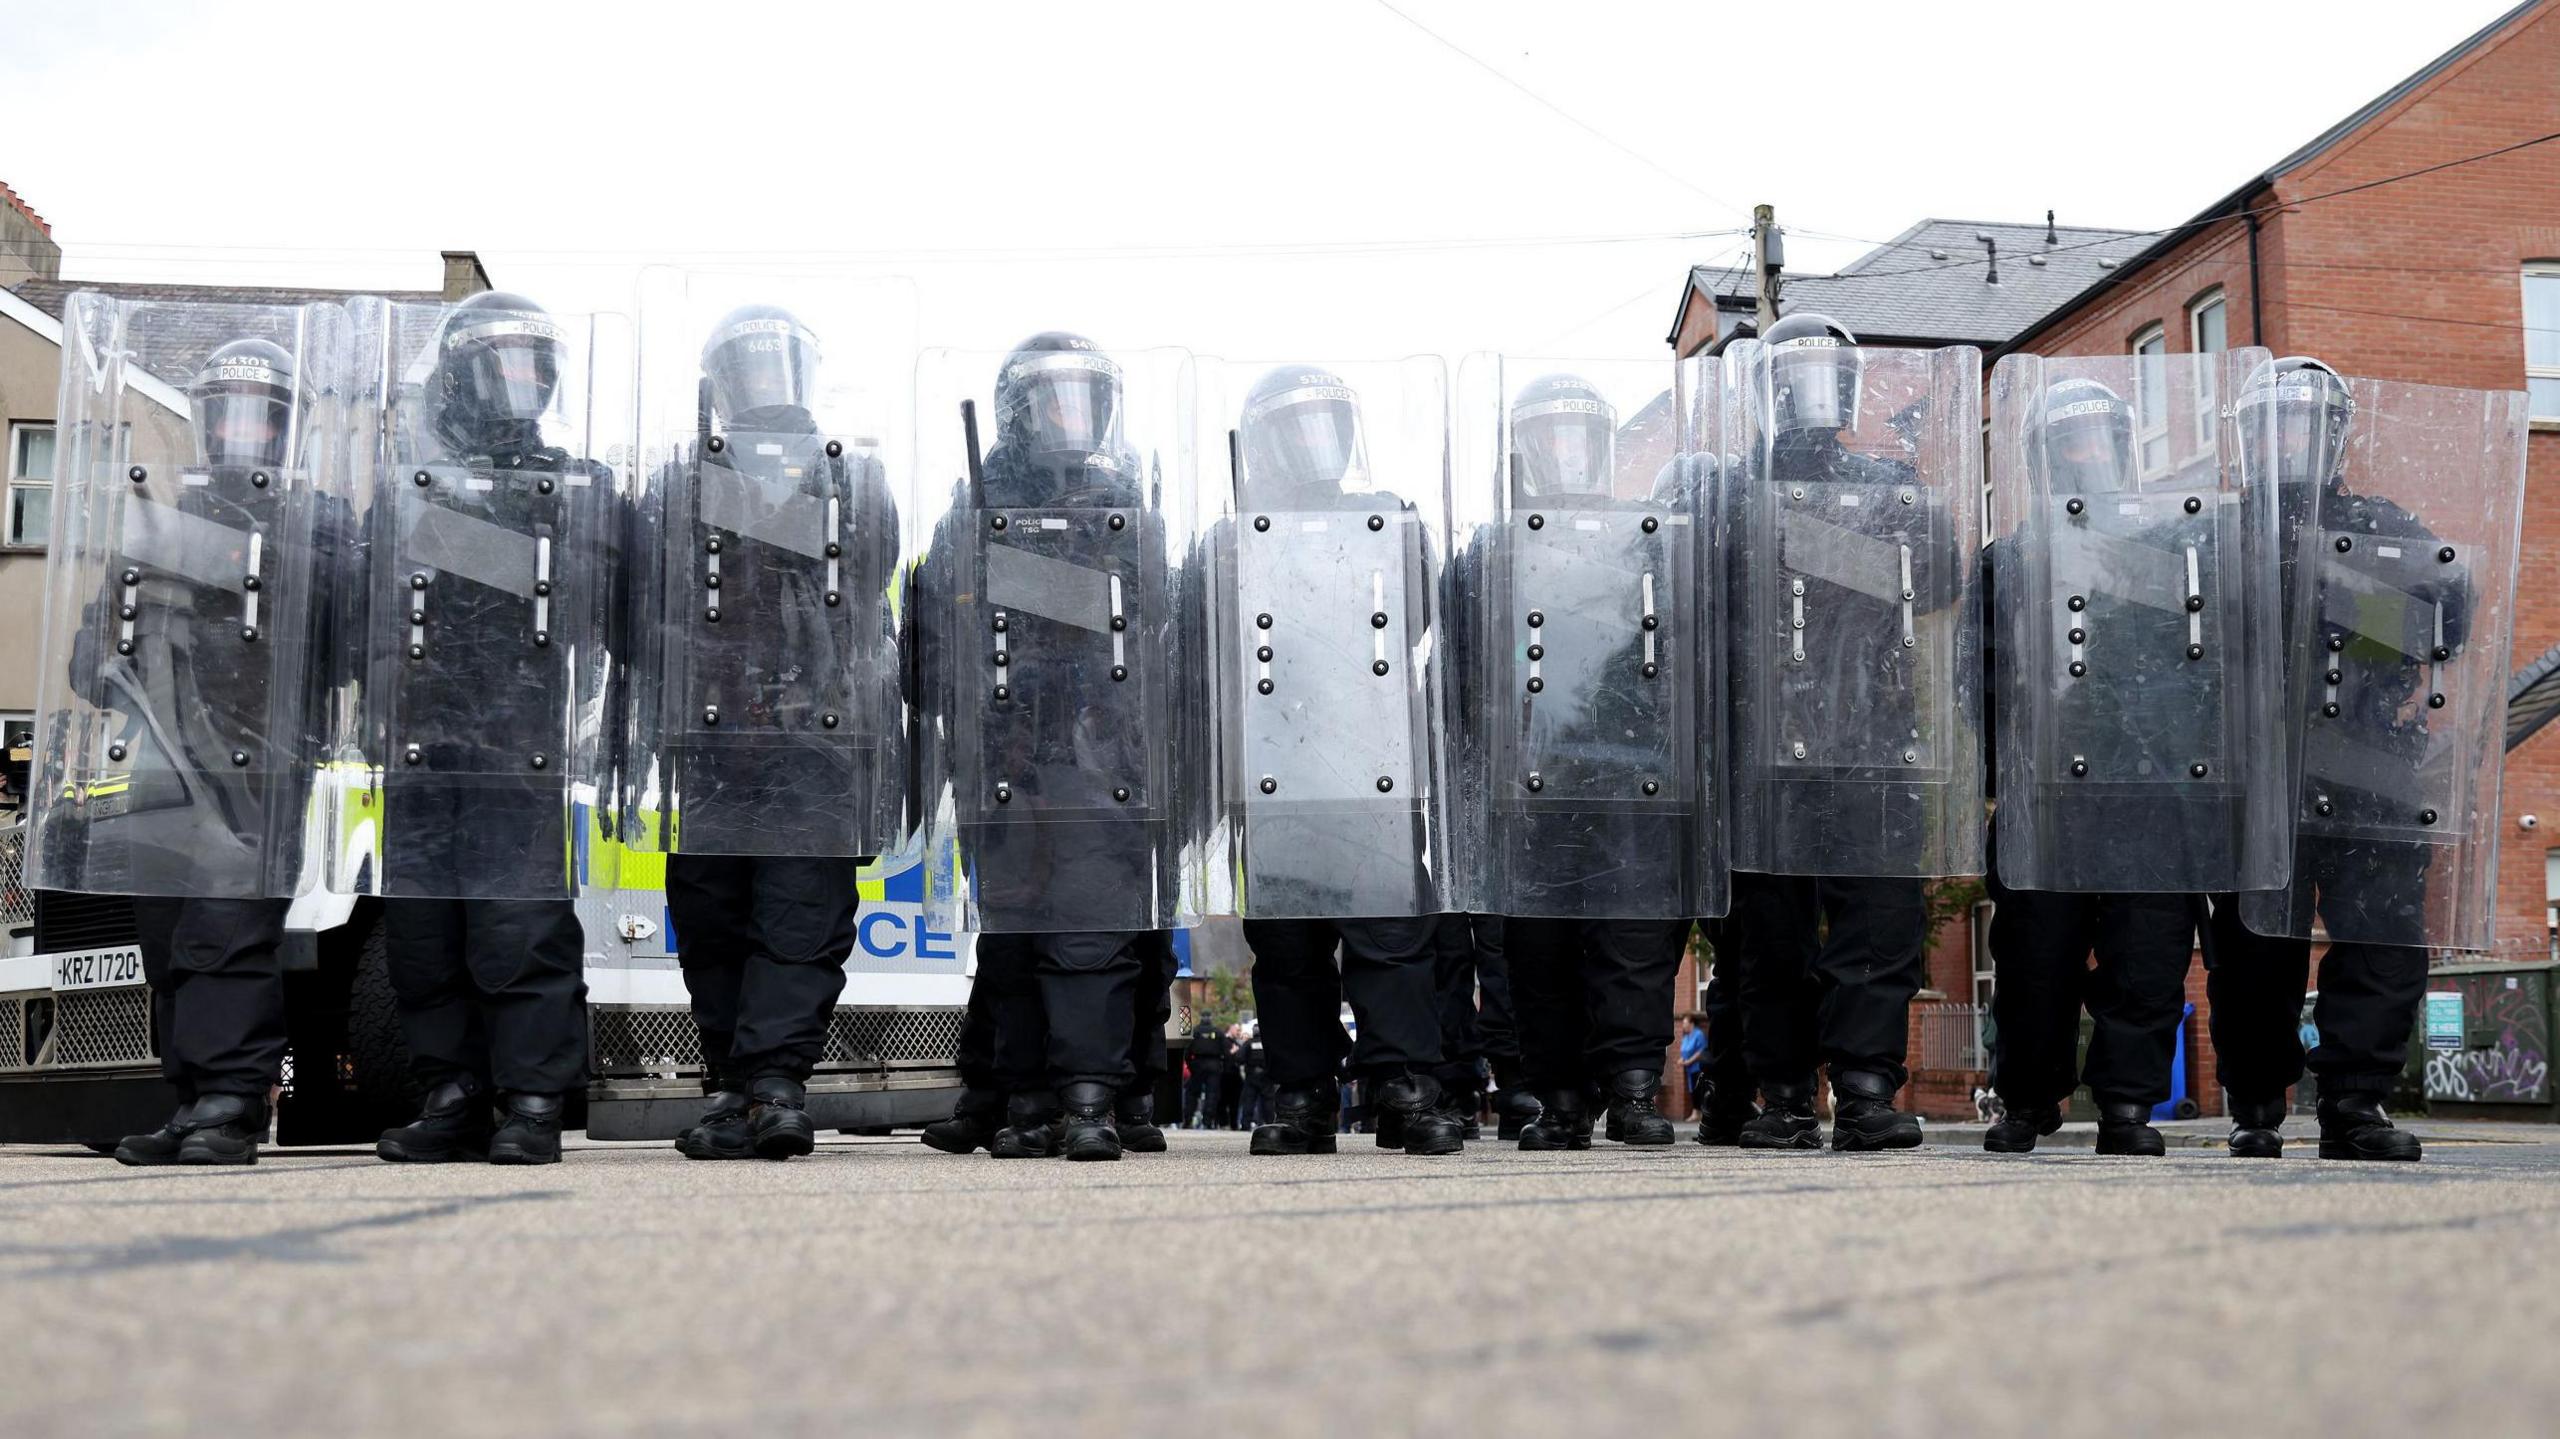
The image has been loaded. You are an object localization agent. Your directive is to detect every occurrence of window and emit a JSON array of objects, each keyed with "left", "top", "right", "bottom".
[
  {"left": 1, "top": 713, "right": 28, "bottom": 815},
  {"left": 2527, "top": 264, "right": 2560, "bottom": 424},
  {"left": 6, "top": 422, "right": 54, "bottom": 548},
  {"left": 2189, "top": 290, "right": 2228, "bottom": 448},
  {"left": 2131, "top": 324, "right": 2169, "bottom": 472}
]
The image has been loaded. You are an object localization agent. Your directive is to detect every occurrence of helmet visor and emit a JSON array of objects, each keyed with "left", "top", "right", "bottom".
[
  {"left": 706, "top": 319, "right": 819, "bottom": 419},
  {"left": 193, "top": 391, "right": 290, "bottom": 469},
  {"left": 1002, "top": 352, "right": 1120, "bottom": 457},
  {"left": 1514, "top": 408, "right": 1613, "bottom": 496},
  {"left": 1769, "top": 340, "right": 1854, "bottom": 434},
  {"left": 1244, "top": 392, "right": 1361, "bottom": 497}
]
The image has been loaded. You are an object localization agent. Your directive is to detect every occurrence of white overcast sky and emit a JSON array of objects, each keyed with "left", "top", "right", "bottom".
[{"left": 0, "top": 0, "right": 2527, "bottom": 361}]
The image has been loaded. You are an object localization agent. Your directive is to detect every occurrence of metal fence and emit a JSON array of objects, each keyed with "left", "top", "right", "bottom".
[{"left": 1912, "top": 1002, "right": 1989, "bottom": 1073}]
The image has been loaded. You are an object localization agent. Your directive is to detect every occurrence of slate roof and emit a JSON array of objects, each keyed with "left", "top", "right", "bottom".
[
  {"left": 2509, "top": 641, "right": 2560, "bottom": 751},
  {"left": 1673, "top": 218, "right": 2156, "bottom": 350},
  {"left": 10, "top": 277, "right": 441, "bottom": 388}
]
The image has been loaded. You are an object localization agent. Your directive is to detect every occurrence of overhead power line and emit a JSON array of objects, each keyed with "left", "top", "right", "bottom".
[{"left": 1369, "top": 0, "right": 1748, "bottom": 223}]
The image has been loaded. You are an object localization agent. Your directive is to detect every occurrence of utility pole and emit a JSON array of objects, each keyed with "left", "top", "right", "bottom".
[{"left": 1752, "top": 203, "right": 1784, "bottom": 331}]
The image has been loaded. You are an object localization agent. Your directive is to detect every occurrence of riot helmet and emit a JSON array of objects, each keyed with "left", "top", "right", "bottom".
[
  {"left": 1761, "top": 312, "right": 1862, "bottom": 438},
  {"left": 189, "top": 337, "right": 296, "bottom": 470},
  {"left": 431, "top": 291, "right": 563, "bottom": 453},
  {"left": 2237, "top": 356, "right": 2354, "bottom": 487},
  {"left": 2038, "top": 376, "right": 2135, "bottom": 494},
  {"left": 994, "top": 331, "right": 1122, "bottom": 464},
  {"left": 1239, "top": 366, "right": 1366, "bottom": 506},
  {"left": 1510, "top": 373, "right": 1616, "bottom": 498},
  {"left": 702, "top": 303, "right": 820, "bottom": 427},
  {"left": 1650, "top": 452, "right": 1714, "bottom": 508}
]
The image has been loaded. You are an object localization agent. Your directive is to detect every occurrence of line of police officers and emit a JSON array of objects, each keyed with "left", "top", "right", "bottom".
[{"left": 26, "top": 285, "right": 2527, "bottom": 1170}]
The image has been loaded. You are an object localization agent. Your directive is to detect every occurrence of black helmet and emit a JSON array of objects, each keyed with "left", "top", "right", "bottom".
[
  {"left": 2237, "top": 355, "right": 2354, "bottom": 486},
  {"left": 2038, "top": 375, "right": 2135, "bottom": 495},
  {"left": 1510, "top": 373, "right": 1615, "bottom": 498},
  {"left": 190, "top": 337, "right": 296, "bottom": 470},
  {"left": 431, "top": 291, "right": 563, "bottom": 453},
  {"left": 1760, "top": 312, "right": 1862, "bottom": 437},
  {"left": 702, "top": 303, "right": 820, "bottom": 425},
  {"left": 1239, "top": 365, "right": 1365, "bottom": 505},
  {"left": 994, "top": 331, "right": 1121, "bottom": 463}
]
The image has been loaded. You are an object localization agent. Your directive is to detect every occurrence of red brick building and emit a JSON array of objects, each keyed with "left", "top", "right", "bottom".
[{"left": 1662, "top": 0, "right": 2560, "bottom": 1120}]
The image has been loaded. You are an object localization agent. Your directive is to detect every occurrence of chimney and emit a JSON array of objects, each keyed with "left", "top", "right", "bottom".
[
  {"left": 440, "top": 250, "right": 494, "bottom": 299},
  {"left": 2045, "top": 209, "right": 2059, "bottom": 245},
  {"left": 0, "top": 180, "right": 63, "bottom": 289},
  {"left": 1977, "top": 232, "right": 1999, "bottom": 286}
]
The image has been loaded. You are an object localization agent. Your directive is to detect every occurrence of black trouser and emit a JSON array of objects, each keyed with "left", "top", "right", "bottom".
[
  {"left": 1129, "top": 932, "right": 1174, "bottom": 1099},
  {"left": 972, "top": 930, "right": 1145, "bottom": 1090},
  {"left": 2203, "top": 896, "right": 2427, "bottom": 1103},
  {"left": 382, "top": 897, "right": 588, "bottom": 1094},
  {"left": 1472, "top": 916, "right": 1519, "bottom": 1080},
  {"left": 1245, "top": 916, "right": 1442, "bottom": 1088},
  {"left": 1507, "top": 918, "right": 1689, "bottom": 1095},
  {"left": 1696, "top": 919, "right": 1753, "bottom": 1108},
  {"left": 1429, "top": 914, "right": 1488, "bottom": 1096},
  {"left": 666, "top": 855, "right": 862, "bottom": 1086},
  {"left": 130, "top": 896, "right": 290, "bottom": 1100},
  {"left": 1985, "top": 877, "right": 2196, "bottom": 1111},
  {"left": 1184, "top": 1063, "right": 1225, "bottom": 1124},
  {"left": 1727, "top": 872, "right": 1926, "bottom": 1091}
]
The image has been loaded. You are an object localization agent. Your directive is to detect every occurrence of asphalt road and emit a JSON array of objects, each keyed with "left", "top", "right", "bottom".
[{"left": 5, "top": 1122, "right": 2559, "bottom": 1438}]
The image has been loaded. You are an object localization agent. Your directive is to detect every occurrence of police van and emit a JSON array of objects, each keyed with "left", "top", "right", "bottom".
[{"left": 0, "top": 791, "right": 971, "bottom": 1148}]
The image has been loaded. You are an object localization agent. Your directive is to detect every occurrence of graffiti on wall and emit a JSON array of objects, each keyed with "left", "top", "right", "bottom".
[{"left": 2422, "top": 979, "right": 2550, "bottom": 1103}]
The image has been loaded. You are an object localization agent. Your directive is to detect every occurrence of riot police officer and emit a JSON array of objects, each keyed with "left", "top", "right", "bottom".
[
  {"left": 1983, "top": 375, "right": 2209, "bottom": 1157},
  {"left": 2207, "top": 358, "right": 2462, "bottom": 1163},
  {"left": 1215, "top": 365, "right": 1465, "bottom": 1158},
  {"left": 1724, "top": 313, "right": 1950, "bottom": 1153},
  {"left": 373, "top": 292, "right": 601, "bottom": 1166},
  {"left": 1486, "top": 376, "right": 1698, "bottom": 1151},
  {"left": 638, "top": 304, "right": 901, "bottom": 1161},
  {"left": 101, "top": 335, "right": 318, "bottom": 1165},
  {"left": 922, "top": 331, "right": 1176, "bottom": 1161},
  {"left": 920, "top": 930, "right": 1173, "bottom": 1155}
]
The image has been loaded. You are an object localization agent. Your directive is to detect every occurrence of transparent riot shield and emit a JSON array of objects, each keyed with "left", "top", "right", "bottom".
[
  {"left": 1726, "top": 339, "right": 1983, "bottom": 878},
  {"left": 1189, "top": 357, "right": 1458, "bottom": 919},
  {"left": 624, "top": 269, "right": 915, "bottom": 860},
  {"left": 346, "top": 295, "right": 631, "bottom": 900},
  {"left": 2238, "top": 373, "right": 2528, "bottom": 951},
  {"left": 25, "top": 295, "right": 351, "bottom": 898},
  {"left": 1454, "top": 355, "right": 1717, "bottom": 918},
  {"left": 913, "top": 343, "right": 1196, "bottom": 933},
  {"left": 1989, "top": 348, "right": 2286, "bottom": 893}
]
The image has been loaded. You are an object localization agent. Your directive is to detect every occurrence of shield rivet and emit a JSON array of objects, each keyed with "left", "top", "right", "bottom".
[
  {"left": 1642, "top": 662, "right": 1659, "bottom": 678},
  {"left": 1108, "top": 514, "right": 1126, "bottom": 531},
  {"left": 1260, "top": 777, "right": 1277, "bottom": 795},
  {"left": 2420, "top": 808, "right": 2438, "bottom": 825},
  {"left": 128, "top": 465, "right": 148, "bottom": 483},
  {"left": 1368, "top": 515, "right": 1385, "bottom": 532},
  {"left": 707, "top": 436, "right": 725, "bottom": 453},
  {"left": 1111, "top": 665, "right": 1128, "bottom": 682},
  {"left": 1254, "top": 516, "right": 1270, "bottom": 532},
  {"left": 1113, "top": 786, "right": 1131, "bottom": 802},
  {"left": 2190, "top": 762, "right": 2209, "bottom": 778},
  {"left": 1258, "top": 679, "right": 1274, "bottom": 695},
  {"left": 109, "top": 743, "right": 128, "bottom": 761},
  {"left": 1373, "top": 660, "right": 1390, "bottom": 676},
  {"left": 1375, "top": 777, "right": 1393, "bottom": 793},
  {"left": 822, "top": 713, "right": 839, "bottom": 729},
  {"left": 1527, "top": 677, "right": 1544, "bottom": 694},
  {"left": 2184, "top": 496, "right": 2202, "bottom": 514},
  {"left": 1528, "top": 514, "right": 1545, "bottom": 531},
  {"left": 1641, "top": 780, "right": 1659, "bottom": 796},
  {"left": 1526, "top": 772, "right": 1544, "bottom": 793},
  {"left": 825, "top": 439, "right": 843, "bottom": 459}
]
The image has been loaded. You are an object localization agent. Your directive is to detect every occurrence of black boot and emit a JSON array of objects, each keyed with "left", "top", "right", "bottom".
[
  {"left": 2095, "top": 1098, "right": 2167, "bottom": 1157},
  {"left": 676, "top": 1088, "right": 753, "bottom": 1160},
  {"left": 488, "top": 1092, "right": 565, "bottom": 1165},
  {"left": 748, "top": 1076, "right": 816, "bottom": 1161},
  {"left": 991, "top": 1092, "right": 1063, "bottom": 1159},
  {"left": 1603, "top": 1068, "right": 1675, "bottom": 1146},
  {"left": 1115, "top": 1088, "right": 1167, "bottom": 1153},
  {"left": 1060, "top": 1081, "right": 1123, "bottom": 1162},
  {"left": 113, "top": 1093, "right": 217, "bottom": 1167},
  {"left": 1375, "top": 1072, "right": 1464, "bottom": 1155},
  {"left": 1518, "top": 1087, "right": 1592, "bottom": 1152},
  {"left": 2227, "top": 1094, "right": 2286, "bottom": 1158},
  {"left": 1249, "top": 1085, "right": 1340, "bottom": 1156},
  {"left": 1494, "top": 1086, "right": 1544, "bottom": 1141},
  {"left": 174, "top": 1094, "right": 268, "bottom": 1166},
  {"left": 1830, "top": 1070, "right": 1923, "bottom": 1152},
  {"left": 377, "top": 1077, "right": 493, "bottom": 1163},
  {"left": 1737, "top": 1080, "right": 1822, "bottom": 1151},
  {"left": 1692, "top": 1080, "right": 1757, "bottom": 1147},
  {"left": 1983, "top": 1101, "right": 2063, "bottom": 1154},
  {"left": 2317, "top": 1092, "right": 2422, "bottom": 1163},
  {"left": 920, "top": 1087, "right": 1005, "bottom": 1156}
]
